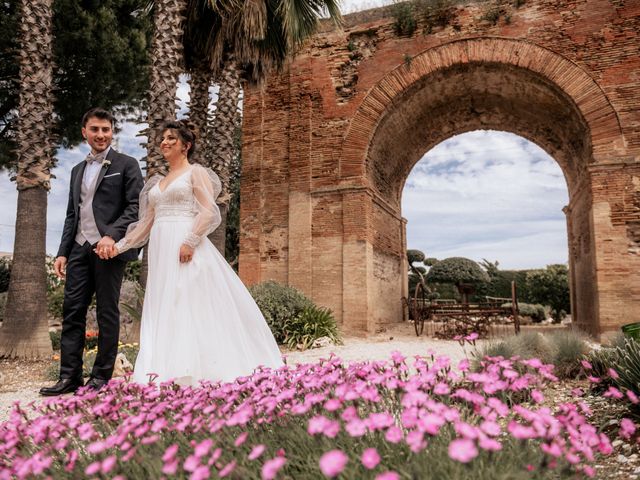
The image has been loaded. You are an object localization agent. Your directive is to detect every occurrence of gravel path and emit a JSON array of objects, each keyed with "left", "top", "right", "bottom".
[{"left": 0, "top": 322, "right": 470, "bottom": 423}]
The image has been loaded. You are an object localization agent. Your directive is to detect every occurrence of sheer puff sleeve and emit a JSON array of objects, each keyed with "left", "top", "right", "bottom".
[
  {"left": 183, "top": 165, "right": 222, "bottom": 248},
  {"left": 114, "top": 174, "right": 162, "bottom": 255}
]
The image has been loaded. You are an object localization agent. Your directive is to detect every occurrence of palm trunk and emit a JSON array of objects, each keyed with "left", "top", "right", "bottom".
[
  {"left": 0, "top": 0, "right": 55, "bottom": 358},
  {"left": 187, "top": 67, "right": 211, "bottom": 166},
  {"left": 145, "top": 0, "right": 187, "bottom": 177},
  {"left": 207, "top": 57, "right": 241, "bottom": 254}
]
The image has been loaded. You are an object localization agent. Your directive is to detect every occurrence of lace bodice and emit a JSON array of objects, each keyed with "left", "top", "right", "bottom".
[
  {"left": 115, "top": 165, "right": 222, "bottom": 253},
  {"left": 150, "top": 169, "right": 199, "bottom": 219}
]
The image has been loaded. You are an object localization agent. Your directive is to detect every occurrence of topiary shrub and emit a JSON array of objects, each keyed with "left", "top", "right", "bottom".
[
  {"left": 426, "top": 257, "right": 490, "bottom": 303},
  {"left": 249, "top": 281, "right": 314, "bottom": 344},
  {"left": 283, "top": 306, "right": 341, "bottom": 350},
  {"left": 501, "top": 302, "right": 546, "bottom": 322}
]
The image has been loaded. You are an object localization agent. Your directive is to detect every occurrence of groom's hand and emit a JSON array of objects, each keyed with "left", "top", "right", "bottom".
[
  {"left": 96, "top": 236, "right": 115, "bottom": 260},
  {"left": 179, "top": 244, "right": 194, "bottom": 263},
  {"left": 54, "top": 256, "right": 67, "bottom": 279}
]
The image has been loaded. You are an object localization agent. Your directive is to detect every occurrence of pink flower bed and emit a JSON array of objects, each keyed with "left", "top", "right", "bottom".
[{"left": 0, "top": 352, "right": 623, "bottom": 479}]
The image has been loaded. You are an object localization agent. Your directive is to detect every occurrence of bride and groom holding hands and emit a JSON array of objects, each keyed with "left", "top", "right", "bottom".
[{"left": 40, "top": 108, "right": 283, "bottom": 396}]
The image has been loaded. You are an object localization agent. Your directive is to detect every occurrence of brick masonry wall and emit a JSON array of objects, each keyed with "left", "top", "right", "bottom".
[{"left": 240, "top": 0, "right": 640, "bottom": 336}]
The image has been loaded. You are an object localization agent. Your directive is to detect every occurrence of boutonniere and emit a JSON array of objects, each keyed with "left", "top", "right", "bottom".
[{"left": 101, "top": 159, "right": 111, "bottom": 168}]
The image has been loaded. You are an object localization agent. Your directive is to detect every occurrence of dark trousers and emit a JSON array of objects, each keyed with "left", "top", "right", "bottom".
[{"left": 59, "top": 241, "right": 126, "bottom": 381}]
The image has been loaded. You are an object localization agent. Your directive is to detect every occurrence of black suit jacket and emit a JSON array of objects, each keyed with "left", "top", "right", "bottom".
[{"left": 57, "top": 148, "right": 144, "bottom": 262}]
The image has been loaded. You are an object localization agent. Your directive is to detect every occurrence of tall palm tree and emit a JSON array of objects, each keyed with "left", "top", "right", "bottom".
[
  {"left": 145, "top": 0, "right": 188, "bottom": 177},
  {"left": 184, "top": 0, "right": 341, "bottom": 252},
  {"left": 0, "top": 0, "right": 55, "bottom": 358}
]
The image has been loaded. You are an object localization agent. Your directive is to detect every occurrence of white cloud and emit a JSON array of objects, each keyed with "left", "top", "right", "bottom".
[{"left": 402, "top": 131, "right": 569, "bottom": 270}]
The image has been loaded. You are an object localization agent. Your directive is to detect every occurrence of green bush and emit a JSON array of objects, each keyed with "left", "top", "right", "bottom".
[
  {"left": 473, "top": 330, "right": 590, "bottom": 379},
  {"left": 392, "top": 1, "right": 417, "bottom": 36},
  {"left": 49, "top": 330, "right": 61, "bottom": 351},
  {"left": 0, "top": 291, "right": 7, "bottom": 322},
  {"left": 587, "top": 336, "right": 640, "bottom": 397},
  {"left": 501, "top": 302, "right": 546, "bottom": 322},
  {"left": 124, "top": 259, "right": 141, "bottom": 283},
  {"left": 283, "top": 305, "right": 341, "bottom": 350},
  {"left": 249, "top": 281, "right": 314, "bottom": 344},
  {"left": 47, "top": 284, "right": 65, "bottom": 320},
  {"left": 0, "top": 257, "right": 11, "bottom": 293}
]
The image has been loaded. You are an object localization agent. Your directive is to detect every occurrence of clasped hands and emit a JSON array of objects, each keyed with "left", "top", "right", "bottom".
[{"left": 92, "top": 236, "right": 195, "bottom": 263}]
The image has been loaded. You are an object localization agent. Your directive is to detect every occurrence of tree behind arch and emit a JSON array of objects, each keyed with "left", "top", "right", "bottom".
[{"left": 426, "top": 257, "right": 490, "bottom": 304}]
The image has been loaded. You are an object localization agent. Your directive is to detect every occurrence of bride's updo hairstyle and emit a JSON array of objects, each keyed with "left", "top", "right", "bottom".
[{"left": 162, "top": 119, "right": 198, "bottom": 159}]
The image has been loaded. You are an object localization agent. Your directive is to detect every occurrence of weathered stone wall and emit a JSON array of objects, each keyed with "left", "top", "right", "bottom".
[{"left": 240, "top": 0, "right": 640, "bottom": 336}]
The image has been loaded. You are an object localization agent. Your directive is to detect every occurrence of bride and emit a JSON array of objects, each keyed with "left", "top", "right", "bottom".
[{"left": 110, "top": 120, "right": 283, "bottom": 385}]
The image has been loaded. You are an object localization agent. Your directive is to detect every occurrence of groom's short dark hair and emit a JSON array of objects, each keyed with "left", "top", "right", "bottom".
[{"left": 82, "top": 107, "right": 114, "bottom": 127}]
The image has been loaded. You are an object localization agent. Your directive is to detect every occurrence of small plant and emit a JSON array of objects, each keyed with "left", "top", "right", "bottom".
[
  {"left": 547, "top": 330, "right": 590, "bottom": 379},
  {"left": 283, "top": 305, "right": 341, "bottom": 350},
  {"left": 249, "top": 281, "right": 314, "bottom": 344},
  {"left": 481, "top": 5, "right": 502, "bottom": 25},
  {"left": 0, "top": 257, "right": 11, "bottom": 293},
  {"left": 124, "top": 259, "right": 142, "bottom": 283},
  {"left": 404, "top": 53, "right": 413, "bottom": 67},
  {"left": 392, "top": 1, "right": 417, "bottom": 36},
  {"left": 347, "top": 39, "right": 356, "bottom": 51},
  {"left": 587, "top": 336, "right": 640, "bottom": 398},
  {"left": 0, "top": 291, "right": 7, "bottom": 323},
  {"left": 49, "top": 330, "right": 61, "bottom": 351}
]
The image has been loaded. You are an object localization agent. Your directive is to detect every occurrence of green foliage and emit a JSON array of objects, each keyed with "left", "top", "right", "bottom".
[
  {"left": 392, "top": 1, "right": 417, "bottom": 36},
  {"left": 283, "top": 306, "right": 341, "bottom": 350},
  {"left": 47, "top": 285, "right": 65, "bottom": 320},
  {"left": 0, "top": 0, "right": 19, "bottom": 170},
  {"left": 0, "top": 257, "right": 11, "bottom": 292},
  {"left": 587, "top": 336, "right": 640, "bottom": 398},
  {"left": 481, "top": 5, "right": 502, "bottom": 25},
  {"left": 120, "top": 282, "right": 145, "bottom": 323},
  {"left": 407, "top": 249, "right": 425, "bottom": 265},
  {"left": 249, "top": 281, "right": 314, "bottom": 344},
  {"left": 52, "top": 0, "right": 152, "bottom": 148},
  {"left": 473, "top": 330, "right": 590, "bottom": 379},
  {"left": 526, "top": 265, "right": 570, "bottom": 323},
  {"left": 426, "top": 257, "right": 490, "bottom": 285},
  {"left": 0, "top": 291, "right": 7, "bottom": 323},
  {"left": 502, "top": 302, "right": 546, "bottom": 322},
  {"left": 225, "top": 124, "right": 242, "bottom": 267},
  {"left": 414, "top": 0, "right": 455, "bottom": 32},
  {"left": 124, "top": 259, "right": 142, "bottom": 283},
  {"left": 49, "top": 330, "right": 61, "bottom": 351}
]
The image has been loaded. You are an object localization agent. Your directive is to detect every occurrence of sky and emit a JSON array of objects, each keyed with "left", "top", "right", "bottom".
[{"left": 0, "top": 0, "right": 570, "bottom": 270}]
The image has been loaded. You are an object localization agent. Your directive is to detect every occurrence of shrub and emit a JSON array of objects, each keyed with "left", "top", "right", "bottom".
[
  {"left": 47, "top": 284, "right": 65, "bottom": 320},
  {"left": 0, "top": 257, "right": 11, "bottom": 293},
  {"left": 0, "top": 291, "right": 7, "bottom": 323},
  {"left": 124, "top": 259, "right": 141, "bottom": 283},
  {"left": 249, "top": 281, "right": 314, "bottom": 344},
  {"left": 283, "top": 306, "right": 341, "bottom": 350},
  {"left": 392, "top": 0, "right": 417, "bottom": 36},
  {"left": 587, "top": 336, "right": 640, "bottom": 398},
  {"left": 502, "top": 302, "right": 546, "bottom": 322},
  {"left": 49, "top": 330, "right": 61, "bottom": 351},
  {"left": 526, "top": 265, "right": 570, "bottom": 323},
  {"left": 473, "top": 330, "right": 589, "bottom": 379}
]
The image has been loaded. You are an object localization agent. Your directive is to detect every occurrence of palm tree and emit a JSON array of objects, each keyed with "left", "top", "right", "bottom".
[
  {"left": 184, "top": 0, "right": 341, "bottom": 252},
  {"left": 145, "top": 0, "right": 188, "bottom": 177},
  {"left": 0, "top": 0, "right": 55, "bottom": 358}
]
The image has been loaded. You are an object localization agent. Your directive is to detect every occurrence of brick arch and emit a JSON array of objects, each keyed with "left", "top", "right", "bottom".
[{"left": 340, "top": 37, "right": 623, "bottom": 183}]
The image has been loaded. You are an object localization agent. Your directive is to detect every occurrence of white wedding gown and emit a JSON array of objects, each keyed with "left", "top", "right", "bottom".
[{"left": 115, "top": 165, "right": 283, "bottom": 385}]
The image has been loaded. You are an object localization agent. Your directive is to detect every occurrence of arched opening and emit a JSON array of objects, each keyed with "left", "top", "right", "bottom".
[
  {"left": 350, "top": 50, "right": 606, "bottom": 335},
  {"left": 402, "top": 130, "right": 570, "bottom": 321}
]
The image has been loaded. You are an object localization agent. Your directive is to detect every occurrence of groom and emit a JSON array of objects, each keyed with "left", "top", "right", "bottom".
[{"left": 40, "top": 108, "right": 143, "bottom": 396}]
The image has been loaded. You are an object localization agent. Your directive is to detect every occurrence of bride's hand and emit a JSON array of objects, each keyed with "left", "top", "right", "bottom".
[{"left": 179, "top": 244, "right": 194, "bottom": 263}]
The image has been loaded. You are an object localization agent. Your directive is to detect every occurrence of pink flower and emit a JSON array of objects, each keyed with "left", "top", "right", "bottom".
[
  {"left": 571, "top": 388, "right": 584, "bottom": 397},
  {"left": 261, "top": 457, "right": 286, "bottom": 480},
  {"left": 531, "top": 390, "right": 544, "bottom": 403},
  {"left": 194, "top": 438, "right": 214, "bottom": 457},
  {"left": 626, "top": 390, "right": 639, "bottom": 404},
  {"left": 604, "top": 386, "right": 624, "bottom": 400},
  {"left": 376, "top": 472, "right": 400, "bottom": 480},
  {"left": 620, "top": 418, "right": 636, "bottom": 439},
  {"left": 184, "top": 455, "right": 201, "bottom": 472},
  {"left": 162, "top": 459, "right": 179, "bottom": 475},
  {"left": 249, "top": 444, "right": 266, "bottom": 460},
  {"left": 235, "top": 432, "right": 249, "bottom": 447},
  {"left": 385, "top": 426, "right": 403, "bottom": 443},
  {"left": 581, "top": 360, "right": 593, "bottom": 370},
  {"left": 190, "top": 466, "right": 210, "bottom": 480},
  {"left": 465, "top": 332, "right": 479, "bottom": 342},
  {"left": 361, "top": 448, "right": 381, "bottom": 470},
  {"left": 608, "top": 368, "right": 620, "bottom": 379},
  {"left": 219, "top": 460, "right": 237, "bottom": 477},
  {"left": 448, "top": 438, "right": 478, "bottom": 463},
  {"left": 319, "top": 450, "right": 349, "bottom": 478},
  {"left": 85, "top": 462, "right": 101, "bottom": 476},
  {"left": 101, "top": 456, "right": 117, "bottom": 474},
  {"left": 478, "top": 437, "right": 502, "bottom": 452},
  {"left": 163, "top": 444, "right": 179, "bottom": 462}
]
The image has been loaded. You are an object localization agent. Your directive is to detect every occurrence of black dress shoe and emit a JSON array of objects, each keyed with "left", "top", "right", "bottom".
[
  {"left": 39, "top": 378, "right": 83, "bottom": 396},
  {"left": 83, "top": 377, "right": 109, "bottom": 392}
]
